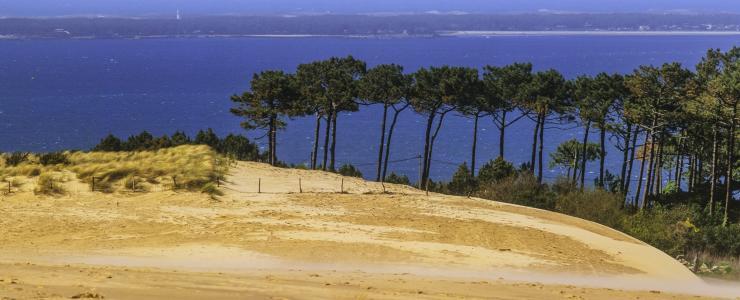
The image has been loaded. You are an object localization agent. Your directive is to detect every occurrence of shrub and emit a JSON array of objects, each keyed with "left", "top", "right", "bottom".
[
  {"left": 4, "top": 152, "right": 30, "bottom": 167},
  {"left": 448, "top": 163, "right": 477, "bottom": 196},
  {"left": 34, "top": 173, "right": 66, "bottom": 195},
  {"left": 384, "top": 172, "right": 411, "bottom": 185},
  {"left": 194, "top": 128, "right": 220, "bottom": 149},
  {"left": 39, "top": 152, "right": 70, "bottom": 166},
  {"left": 555, "top": 189, "right": 627, "bottom": 229},
  {"left": 93, "top": 134, "right": 123, "bottom": 151},
  {"left": 219, "top": 134, "right": 260, "bottom": 161},
  {"left": 477, "top": 157, "right": 515, "bottom": 184},
  {"left": 476, "top": 173, "right": 555, "bottom": 210},
  {"left": 170, "top": 131, "right": 191, "bottom": 146},
  {"left": 621, "top": 205, "right": 697, "bottom": 256},
  {"left": 337, "top": 164, "right": 363, "bottom": 178}
]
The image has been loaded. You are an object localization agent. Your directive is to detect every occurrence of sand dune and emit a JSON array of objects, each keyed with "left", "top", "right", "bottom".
[{"left": 1, "top": 161, "right": 738, "bottom": 299}]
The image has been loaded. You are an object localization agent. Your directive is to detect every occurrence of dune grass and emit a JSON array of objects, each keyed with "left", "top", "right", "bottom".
[{"left": 1, "top": 145, "right": 227, "bottom": 193}]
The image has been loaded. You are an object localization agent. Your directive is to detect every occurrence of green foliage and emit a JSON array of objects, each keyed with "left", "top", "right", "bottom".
[
  {"left": 91, "top": 130, "right": 263, "bottom": 163},
  {"left": 448, "top": 163, "right": 477, "bottom": 196},
  {"left": 4, "top": 152, "right": 30, "bottom": 167},
  {"left": 555, "top": 189, "right": 627, "bottom": 229},
  {"left": 384, "top": 172, "right": 411, "bottom": 186},
  {"left": 689, "top": 224, "right": 740, "bottom": 257},
  {"left": 662, "top": 181, "right": 680, "bottom": 194},
  {"left": 475, "top": 172, "right": 555, "bottom": 209},
  {"left": 549, "top": 139, "right": 599, "bottom": 170},
  {"left": 337, "top": 164, "right": 363, "bottom": 178},
  {"left": 39, "top": 152, "right": 70, "bottom": 166},
  {"left": 218, "top": 134, "right": 261, "bottom": 161},
  {"left": 621, "top": 205, "right": 697, "bottom": 256},
  {"left": 124, "top": 131, "right": 155, "bottom": 151},
  {"left": 194, "top": 129, "right": 220, "bottom": 149},
  {"left": 171, "top": 131, "right": 191, "bottom": 146},
  {"left": 477, "top": 157, "right": 515, "bottom": 184},
  {"left": 93, "top": 134, "right": 123, "bottom": 151}
]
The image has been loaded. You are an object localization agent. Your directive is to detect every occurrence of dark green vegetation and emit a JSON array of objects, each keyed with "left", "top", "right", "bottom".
[
  {"left": 92, "top": 129, "right": 263, "bottom": 161},
  {"left": 227, "top": 48, "right": 739, "bottom": 278},
  {"left": 2, "top": 14, "right": 740, "bottom": 39}
]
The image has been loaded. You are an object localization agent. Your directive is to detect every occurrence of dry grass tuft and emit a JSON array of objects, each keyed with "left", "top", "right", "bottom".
[
  {"left": 1, "top": 145, "right": 227, "bottom": 194},
  {"left": 34, "top": 173, "right": 67, "bottom": 195}
]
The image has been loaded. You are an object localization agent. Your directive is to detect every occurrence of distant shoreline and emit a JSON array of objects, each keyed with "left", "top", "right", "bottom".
[
  {"left": 1, "top": 31, "right": 740, "bottom": 41},
  {"left": 439, "top": 30, "right": 740, "bottom": 37}
]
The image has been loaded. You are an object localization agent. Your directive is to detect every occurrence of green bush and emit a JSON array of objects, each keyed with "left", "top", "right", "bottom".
[
  {"left": 555, "top": 189, "right": 627, "bottom": 229},
  {"left": 384, "top": 172, "right": 411, "bottom": 185},
  {"left": 337, "top": 164, "right": 363, "bottom": 178},
  {"left": 448, "top": 163, "right": 477, "bottom": 196},
  {"left": 477, "top": 157, "right": 515, "bottom": 184},
  {"left": 39, "top": 152, "right": 70, "bottom": 166},
  {"left": 689, "top": 224, "right": 740, "bottom": 257},
  {"left": 621, "top": 205, "right": 697, "bottom": 256},
  {"left": 476, "top": 173, "right": 555, "bottom": 210}
]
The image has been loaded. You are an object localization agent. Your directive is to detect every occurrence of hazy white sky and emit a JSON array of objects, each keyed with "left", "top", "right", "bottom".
[{"left": 0, "top": 0, "right": 738, "bottom": 16}]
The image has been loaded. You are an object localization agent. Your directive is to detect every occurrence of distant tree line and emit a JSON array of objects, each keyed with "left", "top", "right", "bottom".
[
  {"left": 231, "top": 48, "right": 739, "bottom": 227},
  {"left": 3, "top": 14, "right": 740, "bottom": 39},
  {"left": 92, "top": 129, "right": 263, "bottom": 161}
]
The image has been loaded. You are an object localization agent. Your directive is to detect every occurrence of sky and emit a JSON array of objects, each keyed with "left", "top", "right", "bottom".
[{"left": 0, "top": 0, "right": 739, "bottom": 17}]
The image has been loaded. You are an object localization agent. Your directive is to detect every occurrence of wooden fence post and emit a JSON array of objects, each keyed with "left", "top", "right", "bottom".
[
  {"left": 7, "top": 181, "right": 11, "bottom": 194},
  {"left": 91, "top": 177, "right": 96, "bottom": 192},
  {"left": 173, "top": 176, "right": 177, "bottom": 190},
  {"left": 299, "top": 177, "right": 302, "bottom": 193},
  {"left": 258, "top": 178, "right": 261, "bottom": 193},
  {"left": 341, "top": 178, "right": 344, "bottom": 193}
]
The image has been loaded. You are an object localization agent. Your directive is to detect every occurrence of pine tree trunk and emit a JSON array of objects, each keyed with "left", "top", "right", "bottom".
[
  {"left": 538, "top": 112, "right": 545, "bottom": 184},
  {"left": 637, "top": 130, "right": 650, "bottom": 210},
  {"left": 625, "top": 128, "right": 638, "bottom": 203},
  {"left": 382, "top": 107, "right": 403, "bottom": 181},
  {"left": 330, "top": 111, "right": 338, "bottom": 172},
  {"left": 530, "top": 114, "right": 541, "bottom": 173},
  {"left": 271, "top": 116, "right": 277, "bottom": 165},
  {"left": 710, "top": 126, "right": 719, "bottom": 215},
  {"left": 723, "top": 104, "right": 737, "bottom": 227},
  {"left": 471, "top": 112, "right": 479, "bottom": 177},
  {"left": 580, "top": 120, "right": 592, "bottom": 189},
  {"left": 322, "top": 110, "right": 333, "bottom": 171},
  {"left": 656, "top": 139, "right": 664, "bottom": 195},
  {"left": 499, "top": 111, "right": 507, "bottom": 159},
  {"left": 620, "top": 124, "right": 632, "bottom": 192},
  {"left": 311, "top": 114, "right": 321, "bottom": 170},
  {"left": 376, "top": 103, "right": 389, "bottom": 181},
  {"left": 268, "top": 116, "right": 275, "bottom": 165},
  {"left": 688, "top": 155, "right": 695, "bottom": 193},
  {"left": 643, "top": 125, "right": 657, "bottom": 207},
  {"left": 425, "top": 111, "right": 448, "bottom": 190},
  {"left": 421, "top": 112, "right": 436, "bottom": 186},
  {"left": 572, "top": 148, "right": 580, "bottom": 184},
  {"left": 677, "top": 155, "right": 684, "bottom": 189},
  {"left": 599, "top": 125, "right": 607, "bottom": 188}
]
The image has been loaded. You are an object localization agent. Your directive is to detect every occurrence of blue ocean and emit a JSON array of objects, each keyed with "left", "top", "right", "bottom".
[{"left": 0, "top": 35, "right": 737, "bottom": 183}]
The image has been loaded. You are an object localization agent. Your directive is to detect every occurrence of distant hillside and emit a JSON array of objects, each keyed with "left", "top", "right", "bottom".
[{"left": 1, "top": 13, "right": 739, "bottom": 39}]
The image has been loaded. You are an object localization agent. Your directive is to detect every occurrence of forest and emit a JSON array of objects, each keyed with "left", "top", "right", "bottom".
[
  {"left": 222, "top": 48, "right": 739, "bottom": 277},
  {"left": 84, "top": 47, "right": 740, "bottom": 278}
]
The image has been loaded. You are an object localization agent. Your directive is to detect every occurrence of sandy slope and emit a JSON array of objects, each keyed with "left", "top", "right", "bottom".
[{"left": 1, "top": 161, "right": 738, "bottom": 299}]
